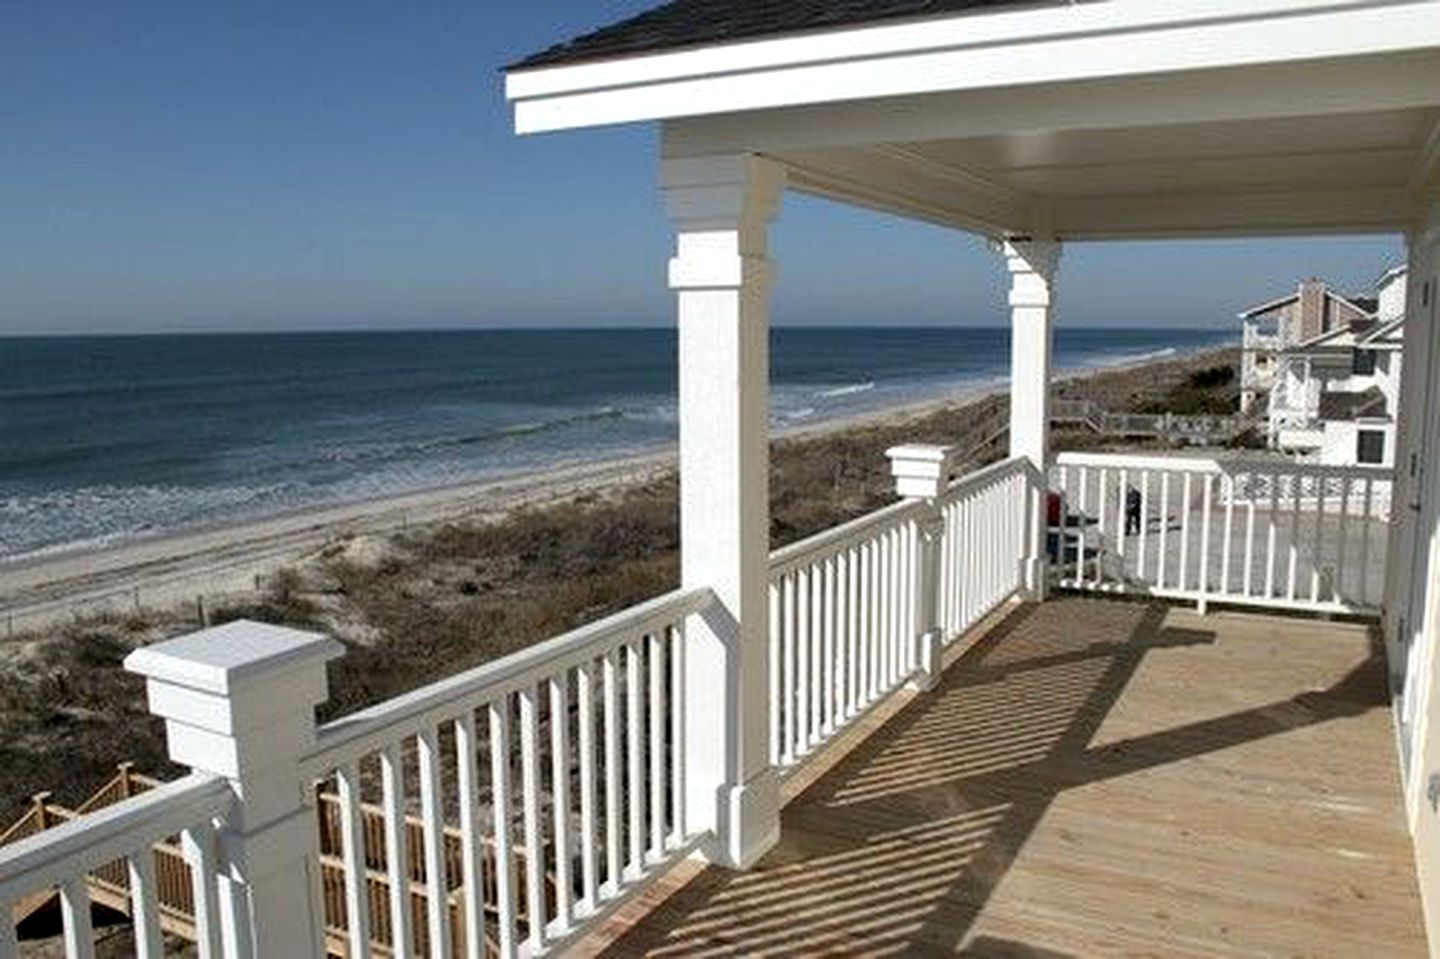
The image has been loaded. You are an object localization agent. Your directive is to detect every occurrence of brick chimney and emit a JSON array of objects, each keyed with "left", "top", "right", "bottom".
[{"left": 1296, "top": 278, "right": 1327, "bottom": 341}]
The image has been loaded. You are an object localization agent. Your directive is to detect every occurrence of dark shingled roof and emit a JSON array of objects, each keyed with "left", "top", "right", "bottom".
[{"left": 510, "top": 0, "right": 1050, "bottom": 70}]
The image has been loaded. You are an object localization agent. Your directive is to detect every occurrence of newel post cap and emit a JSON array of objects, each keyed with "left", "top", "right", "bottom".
[
  {"left": 887, "top": 444, "right": 959, "bottom": 499},
  {"left": 125, "top": 620, "right": 343, "bottom": 697}
]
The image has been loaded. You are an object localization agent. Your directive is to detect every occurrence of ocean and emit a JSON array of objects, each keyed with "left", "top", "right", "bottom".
[{"left": 0, "top": 327, "right": 1233, "bottom": 563}]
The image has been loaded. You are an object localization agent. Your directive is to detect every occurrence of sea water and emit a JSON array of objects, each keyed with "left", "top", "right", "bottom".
[{"left": 0, "top": 327, "right": 1233, "bottom": 562}]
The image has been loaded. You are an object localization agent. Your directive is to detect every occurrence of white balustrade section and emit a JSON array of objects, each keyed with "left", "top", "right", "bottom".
[
  {"left": 301, "top": 586, "right": 713, "bottom": 959},
  {"left": 1050, "top": 451, "right": 1392, "bottom": 614},
  {"left": 768, "top": 499, "right": 927, "bottom": 770},
  {"left": 767, "top": 454, "right": 1043, "bottom": 774},
  {"left": 936, "top": 457, "right": 1037, "bottom": 642},
  {"left": 0, "top": 773, "right": 233, "bottom": 959}
]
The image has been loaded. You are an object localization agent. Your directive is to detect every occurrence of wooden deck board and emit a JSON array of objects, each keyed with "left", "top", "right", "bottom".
[{"left": 584, "top": 597, "right": 1426, "bottom": 957}]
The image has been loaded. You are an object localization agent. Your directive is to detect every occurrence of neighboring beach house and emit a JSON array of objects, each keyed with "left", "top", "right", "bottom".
[
  {"left": 1238, "top": 277, "right": 1376, "bottom": 414},
  {"left": 5, "top": 3, "right": 1440, "bottom": 958},
  {"left": 1267, "top": 266, "right": 1408, "bottom": 468}
]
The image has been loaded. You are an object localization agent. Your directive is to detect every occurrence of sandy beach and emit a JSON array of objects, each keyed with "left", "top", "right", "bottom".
[{"left": 0, "top": 348, "right": 1230, "bottom": 636}]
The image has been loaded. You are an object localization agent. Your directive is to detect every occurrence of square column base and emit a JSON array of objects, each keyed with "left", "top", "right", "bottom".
[{"left": 705, "top": 769, "right": 781, "bottom": 869}]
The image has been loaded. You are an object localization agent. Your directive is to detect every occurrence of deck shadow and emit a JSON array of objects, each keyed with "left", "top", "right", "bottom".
[{"left": 597, "top": 597, "right": 1388, "bottom": 957}]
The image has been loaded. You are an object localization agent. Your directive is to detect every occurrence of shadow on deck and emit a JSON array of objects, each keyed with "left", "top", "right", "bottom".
[{"left": 591, "top": 597, "right": 1425, "bottom": 957}]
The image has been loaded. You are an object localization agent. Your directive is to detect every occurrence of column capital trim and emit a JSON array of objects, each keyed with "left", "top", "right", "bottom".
[
  {"left": 662, "top": 154, "right": 785, "bottom": 233},
  {"left": 999, "top": 236, "right": 1062, "bottom": 279}
]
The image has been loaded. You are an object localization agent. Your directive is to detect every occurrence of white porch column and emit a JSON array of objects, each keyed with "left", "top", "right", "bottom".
[
  {"left": 1003, "top": 237, "right": 1062, "bottom": 598},
  {"left": 125, "top": 621, "right": 343, "bottom": 957},
  {"left": 663, "top": 154, "right": 784, "bottom": 868}
]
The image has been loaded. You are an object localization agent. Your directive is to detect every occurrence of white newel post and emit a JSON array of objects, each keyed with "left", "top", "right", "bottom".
[
  {"left": 663, "top": 153, "right": 783, "bottom": 869},
  {"left": 1003, "top": 237, "right": 1062, "bottom": 600},
  {"left": 888, "top": 444, "right": 956, "bottom": 690},
  {"left": 125, "top": 620, "right": 344, "bottom": 957}
]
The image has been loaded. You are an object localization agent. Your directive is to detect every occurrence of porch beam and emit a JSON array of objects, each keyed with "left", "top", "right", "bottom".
[
  {"left": 1049, "top": 185, "right": 1413, "bottom": 239},
  {"left": 663, "top": 153, "right": 783, "bottom": 869}
]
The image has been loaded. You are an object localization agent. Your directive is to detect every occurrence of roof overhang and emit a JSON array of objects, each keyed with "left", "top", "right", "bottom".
[{"left": 506, "top": 0, "right": 1440, "bottom": 240}]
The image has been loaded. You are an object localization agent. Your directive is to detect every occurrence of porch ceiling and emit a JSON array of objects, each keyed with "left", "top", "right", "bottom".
[{"left": 772, "top": 106, "right": 1440, "bottom": 239}]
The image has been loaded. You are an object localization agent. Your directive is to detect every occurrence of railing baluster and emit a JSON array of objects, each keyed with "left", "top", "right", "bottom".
[
  {"left": 1287, "top": 471, "right": 1302, "bottom": 601},
  {"left": 1199, "top": 474, "right": 1213, "bottom": 612},
  {"left": 767, "top": 582, "right": 781, "bottom": 767},
  {"left": 624, "top": 642, "right": 644, "bottom": 877},
  {"left": 128, "top": 849, "right": 163, "bottom": 959},
  {"left": 1137, "top": 469, "right": 1150, "bottom": 581},
  {"left": 181, "top": 822, "right": 222, "bottom": 959},
  {"left": 1244, "top": 474, "right": 1257, "bottom": 597},
  {"left": 847, "top": 547, "right": 860, "bottom": 715},
  {"left": 1265, "top": 471, "right": 1279, "bottom": 598},
  {"left": 602, "top": 651, "right": 620, "bottom": 895},
  {"left": 60, "top": 875, "right": 95, "bottom": 959},
  {"left": 1361, "top": 477, "right": 1375, "bottom": 606},
  {"left": 647, "top": 633, "right": 665, "bottom": 860},
  {"left": 1336, "top": 477, "right": 1352, "bottom": 604},
  {"left": 454, "top": 712, "right": 486, "bottom": 959},
  {"left": 380, "top": 743, "right": 414, "bottom": 959},
  {"left": 669, "top": 624, "right": 686, "bottom": 846},
  {"left": 519, "top": 687, "right": 547, "bottom": 953},
  {"left": 336, "top": 762, "right": 373, "bottom": 959},
  {"left": 782, "top": 573, "right": 797, "bottom": 763},
  {"left": 550, "top": 673, "right": 574, "bottom": 930},
  {"left": 418, "top": 727, "right": 453, "bottom": 959},
  {"left": 488, "top": 700, "right": 517, "bottom": 958},
  {"left": 1221, "top": 474, "right": 1234, "bottom": 599},
  {"left": 1179, "top": 472, "right": 1193, "bottom": 593},
  {"left": 1157, "top": 472, "right": 1170, "bottom": 590},
  {"left": 797, "top": 567, "right": 813, "bottom": 749},
  {"left": 1096, "top": 467, "right": 1109, "bottom": 586},
  {"left": 1310, "top": 477, "right": 1326, "bottom": 604},
  {"left": 0, "top": 906, "right": 16, "bottom": 959},
  {"left": 824, "top": 555, "right": 838, "bottom": 732},
  {"left": 576, "top": 661, "right": 599, "bottom": 910}
]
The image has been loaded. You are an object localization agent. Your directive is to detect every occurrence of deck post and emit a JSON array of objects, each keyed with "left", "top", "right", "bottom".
[
  {"left": 663, "top": 153, "right": 784, "bottom": 869},
  {"left": 125, "top": 620, "right": 344, "bottom": 958},
  {"left": 888, "top": 444, "right": 956, "bottom": 690},
  {"left": 1002, "top": 237, "right": 1062, "bottom": 600}
]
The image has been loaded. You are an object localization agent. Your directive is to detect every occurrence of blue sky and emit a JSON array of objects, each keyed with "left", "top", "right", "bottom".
[{"left": 0, "top": 1, "right": 1403, "bottom": 335}]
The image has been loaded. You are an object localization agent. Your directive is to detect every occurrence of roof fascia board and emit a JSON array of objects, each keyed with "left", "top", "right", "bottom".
[
  {"left": 507, "top": 0, "right": 1440, "bottom": 134},
  {"left": 1239, "top": 293, "right": 1300, "bottom": 318}
]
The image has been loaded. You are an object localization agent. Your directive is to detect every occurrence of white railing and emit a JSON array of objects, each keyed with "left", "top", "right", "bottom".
[
  {"left": 1050, "top": 451, "right": 1392, "bottom": 614},
  {"left": 768, "top": 499, "right": 926, "bottom": 771},
  {"left": 302, "top": 586, "right": 713, "bottom": 958},
  {"left": 3, "top": 454, "right": 1049, "bottom": 956},
  {"left": 768, "top": 453, "right": 1042, "bottom": 775},
  {"left": 0, "top": 773, "right": 233, "bottom": 959},
  {"left": 937, "top": 457, "right": 1034, "bottom": 641}
]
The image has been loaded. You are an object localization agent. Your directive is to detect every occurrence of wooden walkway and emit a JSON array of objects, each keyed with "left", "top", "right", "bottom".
[{"left": 585, "top": 597, "right": 1426, "bottom": 957}]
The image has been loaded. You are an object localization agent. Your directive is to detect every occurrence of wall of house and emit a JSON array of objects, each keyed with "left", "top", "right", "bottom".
[{"left": 1390, "top": 196, "right": 1440, "bottom": 955}]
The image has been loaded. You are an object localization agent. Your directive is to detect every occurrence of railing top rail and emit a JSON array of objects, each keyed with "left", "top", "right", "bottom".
[
  {"left": 1051, "top": 450, "right": 1393, "bottom": 481},
  {"left": 0, "top": 772, "right": 230, "bottom": 904},
  {"left": 305, "top": 585, "right": 715, "bottom": 774},
  {"left": 769, "top": 497, "right": 926, "bottom": 578},
  {"left": 941, "top": 454, "right": 1033, "bottom": 500}
]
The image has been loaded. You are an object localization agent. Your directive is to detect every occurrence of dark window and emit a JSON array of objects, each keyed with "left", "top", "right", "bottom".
[
  {"left": 1357, "top": 429, "right": 1385, "bottom": 465},
  {"left": 1353, "top": 349, "right": 1377, "bottom": 375}
]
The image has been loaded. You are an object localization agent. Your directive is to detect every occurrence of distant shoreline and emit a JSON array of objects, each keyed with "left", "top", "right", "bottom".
[{"left": 0, "top": 344, "right": 1229, "bottom": 633}]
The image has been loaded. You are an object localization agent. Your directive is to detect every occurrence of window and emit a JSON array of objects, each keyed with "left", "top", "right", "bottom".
[
  {"left": 1353, "top": 349, "right": 1376, "bottom": 375},
  {"left": 1357, "top": 429, "right": 1385, "bottom": 465}
]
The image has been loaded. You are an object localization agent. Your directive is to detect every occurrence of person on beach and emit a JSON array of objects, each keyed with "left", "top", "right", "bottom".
[{"left": 1125, "top": 486, "right": 1142, "bottom": 535}]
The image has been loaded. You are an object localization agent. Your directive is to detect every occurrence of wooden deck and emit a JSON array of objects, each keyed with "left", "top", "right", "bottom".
[{"left": 585, "top": 597, "right": 1426, "bottom": 957}]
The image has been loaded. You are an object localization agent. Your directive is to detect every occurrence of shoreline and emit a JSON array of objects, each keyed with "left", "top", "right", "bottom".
[{"left": 0, "top": 346, "right": 1228, "bottom": 633}]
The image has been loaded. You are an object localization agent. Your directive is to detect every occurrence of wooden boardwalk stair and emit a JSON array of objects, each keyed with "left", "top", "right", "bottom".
[{"left": 2, "top": 764, "right": 551, "bottom": 956}]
